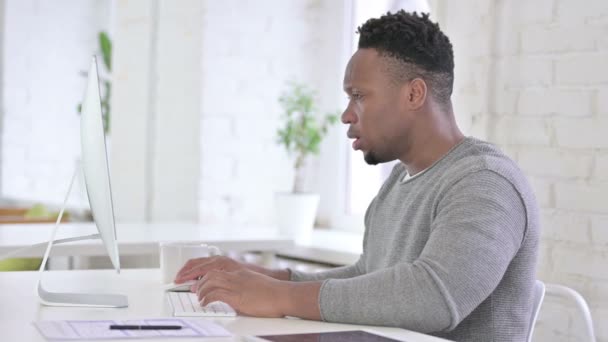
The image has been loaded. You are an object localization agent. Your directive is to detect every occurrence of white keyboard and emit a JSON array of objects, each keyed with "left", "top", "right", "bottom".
[{"left": 166, "top": 292, "right": 237, "bottom": 317}]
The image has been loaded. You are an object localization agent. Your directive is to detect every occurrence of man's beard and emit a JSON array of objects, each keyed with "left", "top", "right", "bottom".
[{"left": 364, "top": 151, "right": 380, "bottom": 165}]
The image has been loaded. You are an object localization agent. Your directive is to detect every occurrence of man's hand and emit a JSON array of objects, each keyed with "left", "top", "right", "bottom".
[
  {"left": 194, "top": 269, "right": 289, "bottom": 317},
  {"left": 174, "top": 256, "right": 246, "bottom": 284},
  {"left": 174, "top": 255, "right": 291, "bottom": 284}
]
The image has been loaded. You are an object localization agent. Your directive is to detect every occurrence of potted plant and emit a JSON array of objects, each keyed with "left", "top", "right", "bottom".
[{"left": 275, "top": 82, "right": 338, "bottom": 243}]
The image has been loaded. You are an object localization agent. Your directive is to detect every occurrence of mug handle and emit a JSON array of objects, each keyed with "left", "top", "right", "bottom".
[{"left": 209, "top": 245, "right": 222, "bottom": 256}]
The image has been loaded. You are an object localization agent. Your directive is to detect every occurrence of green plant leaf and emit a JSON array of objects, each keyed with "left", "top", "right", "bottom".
[
  {"left": 276, "top": 81, "right": 339, "bottom": 172},
  {"left": 102, "top": 81, "right": 111, "bottom": 134},
  {"left": 99, "top": 31, "right": 112, "bottom": 71}
]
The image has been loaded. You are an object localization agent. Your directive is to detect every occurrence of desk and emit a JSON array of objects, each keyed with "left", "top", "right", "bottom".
[
  {"left": 0, "top": 223, "right": 293, "bottom": 257},
  {"left": 0, "top": 269, "right": 450, "bottom": 341}
]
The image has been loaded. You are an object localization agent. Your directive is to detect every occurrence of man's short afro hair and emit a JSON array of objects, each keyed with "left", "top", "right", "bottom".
[{"left": 357, "top": 11, "right": 454, "bottom": 105}]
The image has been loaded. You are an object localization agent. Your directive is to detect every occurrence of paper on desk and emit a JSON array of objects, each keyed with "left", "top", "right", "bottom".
[{"left": 34, "top": 318, "right": 231, "bottom": 340}]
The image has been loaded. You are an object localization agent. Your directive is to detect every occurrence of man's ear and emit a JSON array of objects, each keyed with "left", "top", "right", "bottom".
[{"left": 404, "top": 78, "right": 427, "bottom": 110}]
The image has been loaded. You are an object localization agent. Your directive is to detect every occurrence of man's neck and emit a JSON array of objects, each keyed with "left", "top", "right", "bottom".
[{"left": 400, "top": 109, "right": 465, "bottom": 176}]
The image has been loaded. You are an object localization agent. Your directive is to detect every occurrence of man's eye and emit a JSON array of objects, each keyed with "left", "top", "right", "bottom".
[{"left": 349, "top": 93, "right": 363, "bottom": 101}]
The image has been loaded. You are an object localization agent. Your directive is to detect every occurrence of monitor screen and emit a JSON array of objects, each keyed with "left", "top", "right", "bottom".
[{"left": 80, "top": 56, "right": 121, "bottom": 272}]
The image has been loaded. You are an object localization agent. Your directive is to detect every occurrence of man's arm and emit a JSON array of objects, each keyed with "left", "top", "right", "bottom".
[
  {"left": 305, "top": 171, "right": 527, "bottom": 332},
  {"left": 193, "top": 268, "right": 322, "bottom": 318},
  {"left": 179, "top": 197, "right": 372, "bottom": 285},
  {"left": 174, "top": 255, "right": 291, "bottom": 283},
  {"left": 193, "top": 170, "right": 528, "bottom": 330},
  {"left": 174, "top": 254, "right": 364, "bottom": 283},
  {"left": 289, "top": 259, "right": 365, "bottom": 282}
]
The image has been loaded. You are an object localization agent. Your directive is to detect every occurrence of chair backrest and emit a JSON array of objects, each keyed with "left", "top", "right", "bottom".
[
  {"left": 527, "top": 280, "right": 546, "bottom": 342},
  {"left": 545, "top": 284, "right": 597, "bottom": 342}
]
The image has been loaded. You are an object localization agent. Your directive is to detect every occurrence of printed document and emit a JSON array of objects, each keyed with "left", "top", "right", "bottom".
[{"left": 34, "top": 318, "right": 231, "bottom": 340}]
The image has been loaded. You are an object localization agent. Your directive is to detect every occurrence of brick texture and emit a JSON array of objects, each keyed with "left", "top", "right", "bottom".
[
  {"left": 517, "top": 89, "right": 592, "bottom": 117},
  {"left": 198, "top": 0, "right": 342, "bottom": 225},
  {"left": 1, "top": 0, "right": 109, "bottom": 208},
  {"left": 440, "top": 0, "right": 608, "bottom": 340}
]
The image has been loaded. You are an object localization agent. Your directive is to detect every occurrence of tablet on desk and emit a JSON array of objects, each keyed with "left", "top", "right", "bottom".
[{"left": 258, "top": 330, "right": 403, "bottom": 342}]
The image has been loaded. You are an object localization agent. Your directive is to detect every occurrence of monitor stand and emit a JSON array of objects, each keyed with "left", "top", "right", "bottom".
[{"left": 36, "top": 166, "right": 128, "bottom": 308}]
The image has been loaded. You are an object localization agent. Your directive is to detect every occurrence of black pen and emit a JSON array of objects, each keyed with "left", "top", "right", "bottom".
[{"left": 109, "top": 324, "right": 182, "bottom": 330}]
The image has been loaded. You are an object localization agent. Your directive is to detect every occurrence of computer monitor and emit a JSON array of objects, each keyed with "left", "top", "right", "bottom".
[
  {"left": 80, "top": 56, "right": 120, "bottom": 272},
  {"left": 35, "top": 56, "right": 127, "bottom": 307}
]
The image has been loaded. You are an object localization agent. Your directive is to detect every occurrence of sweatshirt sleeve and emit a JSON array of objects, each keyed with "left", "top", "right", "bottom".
[
  {"left": 317, "top": 170, "right": 527, "bottom": 333},
  {"left": 289, "top": 258, "right": 365, "bottom": 282}
]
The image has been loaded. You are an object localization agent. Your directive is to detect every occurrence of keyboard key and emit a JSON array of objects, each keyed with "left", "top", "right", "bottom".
[{"left": 166, "top": 292, "right": 236, "bottom": 317}]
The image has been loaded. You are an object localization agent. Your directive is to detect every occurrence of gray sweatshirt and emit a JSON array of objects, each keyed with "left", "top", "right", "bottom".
[{"left": 290, "top": 137, "right": 540, "bottom": 342}]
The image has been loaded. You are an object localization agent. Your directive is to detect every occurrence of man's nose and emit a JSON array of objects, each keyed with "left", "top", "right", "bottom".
[{"left": 341, "top": 106, "right": 358, "bottom": 124}]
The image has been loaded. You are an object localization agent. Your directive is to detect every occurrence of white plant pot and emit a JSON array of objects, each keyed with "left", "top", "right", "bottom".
[{"left": 275, "top": 192, "right": 320, "bottom": 245}]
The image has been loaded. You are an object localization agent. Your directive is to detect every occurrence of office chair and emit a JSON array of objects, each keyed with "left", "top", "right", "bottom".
[
  {"left": 544, "top": 284, "right": 597, "bottom": 342},
  {"left": 527, "top": 280, "right": 546, "bottom": 342}
]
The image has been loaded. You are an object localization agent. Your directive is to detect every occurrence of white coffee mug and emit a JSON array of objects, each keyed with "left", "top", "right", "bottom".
[{"left": 159, "top": 242, "right": 221, "bottom": 284}]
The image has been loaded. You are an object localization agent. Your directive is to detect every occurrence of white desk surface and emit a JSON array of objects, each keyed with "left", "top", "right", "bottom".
[
  {"left": 0, "top": 269, "right": 450, "bottom": 342},
  {"left": 0, "top": 223, "right": 294, "bottom": 257}
]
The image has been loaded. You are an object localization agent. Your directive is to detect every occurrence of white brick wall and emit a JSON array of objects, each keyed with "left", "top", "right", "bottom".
[
  {"left": 599, "top": 89, "right": 608, "bottom": 115},
  {"left": 556, "top": 53, "right": 608, "bottom": 85},
  {"left": 540, "top": 210, "right": 590, "bottom": 244},
  {"left": 553, "top": 247, "right": 608, "bottom": 280},
  {"left": 111, "top": 0, "right": 202, "bottom": 222},
  {"left": 109, "top": 0, "right": 154, "bottom": 221},
  {"left": 518, "top": 148, "right": 592, "bottom": 179},
  {"left": 491, "top": 117, "right": 553, "bottom": 146},
  {"left": 528, "top": 177, "right": 554, "bottom": 209},
  {"left": 501, "top": 0, "right": 555, "bottom": 26},
  {"left": 149, "top": 1, "right": 202, "bottom": 222},
  {"left": 496, "top": 56, "right": 554, "bottom": 88},
  {"left": 517, "top": 89, "right": 592, "bottom": 117},
  {"left": 555, "top": 182, "right": 608, "bottom": 213},
  {"left": 198, "top": 0, "right": 346, "bottom": 226},
  {"left": 591, "top": 215, "right": 608, "bottom": 245},
  {"left": 554, "top": 118, "right": 608, "bottom": 149},
  {"left": 437, "top": 0, "right": 608, "bottom": 340},
  {"left": 521, "top": 26, "right": 598, "bottom": 54},
  {"left": 556, "top": 0, "right": 608, "bottom": 24},
  {"left": 1, "top": 0, "right": 110, "bottom": 207}
]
